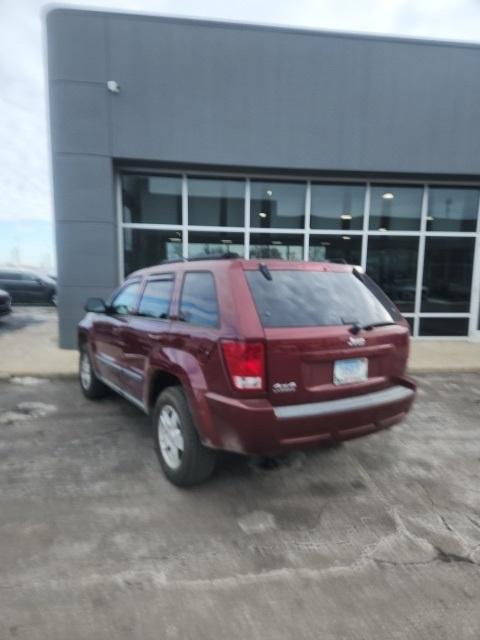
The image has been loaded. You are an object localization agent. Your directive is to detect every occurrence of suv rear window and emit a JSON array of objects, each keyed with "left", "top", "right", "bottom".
[{"left": 245, "top": 270, "right": 396, "bottom": 328}]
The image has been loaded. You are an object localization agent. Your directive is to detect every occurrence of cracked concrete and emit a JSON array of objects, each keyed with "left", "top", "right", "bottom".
[{"left": 0, "top": 374, "right": 479, "bottom": 639}]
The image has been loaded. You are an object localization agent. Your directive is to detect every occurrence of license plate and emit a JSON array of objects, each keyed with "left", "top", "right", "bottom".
[{"left": 333, "top": 358, "right": 368, "bottom": 385}]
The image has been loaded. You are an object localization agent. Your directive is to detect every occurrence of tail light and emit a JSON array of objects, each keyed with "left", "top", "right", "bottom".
[{"left": 221, "top": 340, "right": 265, "bottom": 391}]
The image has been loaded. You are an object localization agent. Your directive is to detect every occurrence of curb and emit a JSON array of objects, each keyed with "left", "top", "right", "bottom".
[{"left": 0, "top": 372, "right": 78, "bottom": 380}]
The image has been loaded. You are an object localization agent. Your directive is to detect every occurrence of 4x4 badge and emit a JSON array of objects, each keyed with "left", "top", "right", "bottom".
[
  {"left": 272, "top": 382, "right": 297, "bottom": 393},
  {"left": 348, "top": 336, "right": 366, "bottom": 347}
]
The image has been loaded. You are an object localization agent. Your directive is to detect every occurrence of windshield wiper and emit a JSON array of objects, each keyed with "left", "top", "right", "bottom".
[
  {"left": 361, "top": 321, "right": 397, "bottom": 331},
  {"left": 342, "top": 319, "right": 396, "bottom": 334}
]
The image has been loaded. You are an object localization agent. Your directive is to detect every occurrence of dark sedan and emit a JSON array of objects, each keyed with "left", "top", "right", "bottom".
[
  {"left": 0, "top": 289, "right": 12, "bottom": 316},
  {"left": 0, "top": 270, "right": 57, "bottom": 305}
]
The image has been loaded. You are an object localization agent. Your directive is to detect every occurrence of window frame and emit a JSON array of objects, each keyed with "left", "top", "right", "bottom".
[{"left": 178, "top": 270, "right": 220, "bottom": 329}]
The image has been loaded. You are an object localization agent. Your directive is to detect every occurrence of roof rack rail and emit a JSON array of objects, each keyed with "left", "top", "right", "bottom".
[
  {"left": 160, "top": 258, "right": 187, "bottom": 265},
  {"left": 160, "top": 252, "right": 241, "bottom": 265},
  {"left": 187, "top": 252, "right": 241, "bottom": 262}
]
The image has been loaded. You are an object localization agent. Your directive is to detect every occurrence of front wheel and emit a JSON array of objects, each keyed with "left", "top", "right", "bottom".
[
  {"left": 79, "top": 346, "right": 109, "bottom": 399},
  {"left": 154, "top": 387, "right": 217, "bottom": 487}
]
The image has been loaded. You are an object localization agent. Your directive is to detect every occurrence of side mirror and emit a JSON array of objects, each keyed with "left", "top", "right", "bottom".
[{"left": 84, "top": 297, "right": 107, "bottom": 313}]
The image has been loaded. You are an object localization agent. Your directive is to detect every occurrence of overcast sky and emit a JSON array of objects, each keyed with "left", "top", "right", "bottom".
[{"left": 2, "top": 0, "right": 480, "bottom": 229}]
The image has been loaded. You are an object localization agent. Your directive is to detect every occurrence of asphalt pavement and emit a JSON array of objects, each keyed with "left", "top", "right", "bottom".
[{"left": 1, "top": 374, "right": 479, "bottom": 639}]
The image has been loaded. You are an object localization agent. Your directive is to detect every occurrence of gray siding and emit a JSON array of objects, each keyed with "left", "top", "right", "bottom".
[{"left": 46, "top": 8, "right": 480, "bottom": 347}]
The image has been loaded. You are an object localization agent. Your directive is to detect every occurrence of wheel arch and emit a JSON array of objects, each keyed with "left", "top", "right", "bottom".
[{"left": 146, "top": 366, "right": 219, "bottom": 448}]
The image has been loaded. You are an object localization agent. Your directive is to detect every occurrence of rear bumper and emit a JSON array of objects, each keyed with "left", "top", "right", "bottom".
[{"left": 204, "top": 379, "right": 416, "bottom": 455}]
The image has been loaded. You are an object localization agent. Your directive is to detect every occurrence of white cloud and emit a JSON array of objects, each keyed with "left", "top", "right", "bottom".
[{"left": 1, "top": 0, "right": 480, "bottom": 222}]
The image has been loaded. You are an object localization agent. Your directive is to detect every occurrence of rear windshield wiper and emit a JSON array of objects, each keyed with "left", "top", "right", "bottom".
[
  {"left": 354, "top": 321, "right": 397, "bottom": 334},
  {"left": 259, "top": 263, "right": 272, "bottom": 281}
]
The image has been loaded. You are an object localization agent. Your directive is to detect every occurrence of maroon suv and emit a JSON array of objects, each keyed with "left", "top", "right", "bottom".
[{"left": 78, "top": 257, "right": 416, "bottom": 486}]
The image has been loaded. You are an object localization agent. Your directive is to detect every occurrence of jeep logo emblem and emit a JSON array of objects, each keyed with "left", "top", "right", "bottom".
[
  {"left": 347, "top": 336, "right": 366, "bottom": 347},
  {"left": 272, "top": 382, "right": 297, "bottom": 393}
]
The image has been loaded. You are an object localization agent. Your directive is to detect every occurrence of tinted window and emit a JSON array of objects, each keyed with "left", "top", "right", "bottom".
[
  {"left": 249, "top": 234, "right": 304, "bottom": 260},
  {"left": 309, "top": 234, "right": 362, "bottom": 265},
  {"left": 123, "top": 229, "right": 182, "bottom": 276},
  {"left": 427, "top": 187, "right": 479, "bottom": 232},
  {"left": 419, "top": 318, "right": 469, "bottom": 337},
  {"left": 250, "top": 180, "right": 306, "bottom": 229},
  {"left": 180, "top": 273, "right": 219, "bottom": 327},
  {"left": 310, "top": 183, "right": 365, "bottom": 230},
  {"left": 188, "top": 177, "right": 245, "bottom": 226},
  {"left": 188, "top": 231, "right": 245, "bottom": 258},
  {"left": 366, "top": 236, "right": 419, "bottom": 312},
  {"left": 245, "top": 270, "right": 394, "bottom": 328},
  {"left": 369, "top": 185, "right": 423, "bottom": 231},
  {"left": 111, "top": 281, "right": 141, "bottom": 315},
  {"left": 138, "top": 278, "right": 174, "bottom": 319},
  {"left": 121, "top": 174, "right": 182, "bottom": 225},
  {"left": 421, "top": 237, "right": 475, "bottom": 312}
]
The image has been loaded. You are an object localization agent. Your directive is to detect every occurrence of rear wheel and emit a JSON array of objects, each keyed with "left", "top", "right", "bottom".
[
  {"left": 154, "top": 387, "right": 217, "bottom": 487},
  {"left": 79, "top": 346, "right": 109, "bottom": 399}
]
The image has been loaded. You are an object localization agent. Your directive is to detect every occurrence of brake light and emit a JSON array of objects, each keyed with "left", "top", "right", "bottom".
[{"left": 221, "top": 341, "right": 265, "bottom": 391}]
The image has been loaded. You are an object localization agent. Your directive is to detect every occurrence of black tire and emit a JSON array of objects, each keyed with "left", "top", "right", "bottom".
[
  {"left": 79, "top": 345, "right": 109, "bottom": 399},
  {"left": 153, "top": 386, "right": 217, "bottom": 487}
]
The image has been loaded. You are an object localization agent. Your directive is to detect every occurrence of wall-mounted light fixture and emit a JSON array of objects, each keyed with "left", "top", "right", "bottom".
[{"left": 107, "top": 80, "right": 121, "bottom": 94}]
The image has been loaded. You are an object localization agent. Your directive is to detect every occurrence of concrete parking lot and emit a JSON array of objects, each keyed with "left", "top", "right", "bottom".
[{"left": 1, "top": 374, "right": 479, "bottom": 639}]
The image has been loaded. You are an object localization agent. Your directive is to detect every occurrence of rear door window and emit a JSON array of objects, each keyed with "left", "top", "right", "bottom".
[
  {"left": 245, "top": 269, "right": 395, "bottom": 328},
  {"left": 179, "top": 272, "right": 219, "bottom": 327},
  {"left": 138, "top": 276, "right": 174, "bottom": 319}
]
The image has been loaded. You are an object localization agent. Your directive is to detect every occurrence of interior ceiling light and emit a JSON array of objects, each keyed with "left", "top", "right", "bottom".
[
  {"left": 340, "top": 213, "right": 352, "bottom": 220},
  {"left": 221, "top": 239, "right": 232, "bottom": 243},
  {"left": 272, "top": 240, "right": 282, "bottom": 245},
  {"left": 321, "top": 242, "right": 331, "bottom": 246},
  {"left": 382, "top": 192, "right": 395, "bottom": 200},
  {"left": 378, "top": 227, "right": 388, "bottom": 232},
  {"left": 169, "top": 237, "right": 181, "bottom": 242},
  {"left": 342, "top": 236, "right": 351, "bottom": 240},
  {"left": 426, "top": 215, "right": 434, "bottom": 221},
  {"left": 266, "top": 190, "right": 273, "bottom": 197},
  {"left": 259, "top": 212, "right": 267, "bottom": 218}
]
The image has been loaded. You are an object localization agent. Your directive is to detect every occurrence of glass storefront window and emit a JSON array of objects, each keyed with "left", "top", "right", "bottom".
[
  {"left": 250, "top": 234, "right": 304, "bottom": 260},
  {"left": 419, "top": 318, "right": 470, "bottom": 337},
  {"left": 309, "top": 234, "right": 361, "bottom": 265},
  {"left": 122, "top": 174, "right": 182, "bottom": 225},
  {"left": 251, "top": 181, "right": 306, "bottom": 229},
  {"left": 120, "top": 172, "right": 480, "bottom": 338},
  {"left": 369, "top": 185, "right": 423, "bottom": 231},
  {"left": 188, "top": 177, "right": 245, "bottom": 227},
  {"left": 188, "top": 231, "right": 245, "bottom": 258},
  {"left": 422, "top": 237, "right": 475, "bottom": 313},
  {"left": 310, "top": 183, "right": 365, "bottom": 230},
  {"left": 427, "top": 187, "right": 479, "bottom": 232},
  {"left": 123, "top": 229, "right": 182, "bottom": 276},
  {"left": 366, "top": 236, "right": 419, "bottom": 313}
]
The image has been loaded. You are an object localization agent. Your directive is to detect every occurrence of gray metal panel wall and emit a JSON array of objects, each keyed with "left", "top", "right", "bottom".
[
  {"left": 106, "top": 16, "right": 480, "bottom": 173},
  {"left": 47, "top": 10, "right": 118, "bottom": 348},
  {"left": 46, "top": 8, "right": 480, "bottom": 347}
]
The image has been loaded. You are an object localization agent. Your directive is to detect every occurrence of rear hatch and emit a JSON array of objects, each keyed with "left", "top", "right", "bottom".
[{"left": 244, "top": 265, "right": 410, "bottom": 406}]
